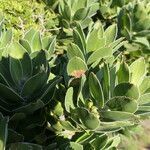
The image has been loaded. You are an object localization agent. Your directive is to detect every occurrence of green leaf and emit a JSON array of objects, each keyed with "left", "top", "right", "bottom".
[
  {"left": 105, "top": 24, "right": 117, "bottom": 44},
  {"left": 8, "top": 142, "right": 43, "bottom": 150},
  {"left": 104, "top": 135, "right": 120, "bottom": 149},
  {"left": 67, "top": 43, "right": 85, "bottom": 61},
  {"left": 41, "top": 77, "right": 62, "bottom": 104},
  {"left": 76, "top": 107, "right": 100, "bottom": 130},
  {"left": 114, "top": 82, "right": 139, "bottom": 100},
  {"left": 14, "top": 100, "right": 44, "bottom": 114},
  {"left": 48, "top": 36, "right": 56, "bottom": 55},
  {"left": 91, "top": 134, "right": 108, "bottom": 150},
  {"left": 0, "top": 83, "right": 23, "bottom": 104},
  {"left": 73, "top": 29, "right": 86, "bottom": 54},
  {"left": 0, "top": 29, "right": 12, "bottom": 48},
  {"left": 138, "top": 93, "right": 150, "bottom": 105},
  {"left": 66, "top": 142, "right": 83, "bottom": 150},
  {"left": 86, "top": 24, "right": 106, "bottom": 52},
  {"left": 88, "top": 2, "right": 99, "bottom": 17},
  {"left": 89, "top": 72, "right": 104, "bottom": 108},
  {"left": 76, "top": 24, "right": 86, "bottom": 47},
  {"left": 102, "top": 111, "right": 135, "bottom": 121},
  {"left": 96, "top": 121, "right": 134, "bottom": 132},
  {"left": 42, "top": 36, "right": 51, "bottom": 50},
  {"left": 75, "top": 132, "right": 94, "bottom": 144},
  {"left": 31, "top": 31, "right": 42, "bottom": 52},
  {"left": 137, "top": 106, "right": 150, "bottom": 112},
  {"left": 117, "top": 61, "right": 130, "bottom": 83},
  {"left": 73, "top": 8, "right": 88, "bottom": 20},
  {"left": 24, "top": 28, "right": 36, "bottom": 45},
  {"left": 53, "top": 101, "right": 64, "bottom": 117},
  {"left": 87, "top": 37, "right": 106, "bottom": 52},
  {"left": 130, "top": 58, "right": 146, "bottom": 85},
  {"left": 19, "top": 39, "right": 32, "bottom": 54},
  {"left": 102, "top": 62, "right": 111, "bottom": 100},
  {"left": 112, "top": 40, "right": 126, "bottom": 53},
  {"left": 81, "top": 17, "right": 92, "bottom": 29},
  {"left": 0, "top": 113, "right": 8, "bottom": 150},
  {"left": 9, "top": 42, "right": 32, "bottom": 79},
  {"left": 10, "top": 57, "right": 23, "bottom": 86},
  {"left": 42, "top": 36, "right": 56, "bottom": 55},
  {"left": 63, "top": 5, "right": 72, "bottom": 21},
  {"left": 67, "top": 57, "right": 87, "bottom": 78},
  {"left": 21, "top": 72, "right": 47, "bottom": 98},
  {"left": 139, "top": 76, "right": 150, "bottom": 94},
  {"left": 9, "top": 42, "right": 28, "bottom": 59},
  {"left": 106, "top": 96, "right": 138, "bottom": 113},
  {"left": 87, "top": 47, "right": 112, "bottom": 65},
  {"left": 60, "top": 121, "right": 76, "bottom": 131},
  {"left": 109, "top": 37, "right": 124, "bottom": 49},
  {"left": 134, "top": 37, "right": 149, "bottom": 47},
  {"left": 62, "top": 19, "right": 70, "bottom": 28},
  {"left": 65, "top": 87, "right": 75, "bottom": 112},
  {"left": 0, "top": 73, "right": 9, "bottom": 86}
]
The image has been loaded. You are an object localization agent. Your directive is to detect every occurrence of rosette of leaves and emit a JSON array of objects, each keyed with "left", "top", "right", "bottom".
[
  {"left": 58, "top": 0, "right": 99, "bottom": 29},
  {"left": 118, "top": 0, "right": 150, "bottom": 56},
  {"left": 46, "top": 55, "right": 150, "bottom": 149},
  {"left": 0, "top": 40, "right": 61, "bottom": 115},
  {"left": 19, "top": 28, "right": 56, "bottom": 56},
  {"left": 66, "top": 22, "right": 125, "bottom": 79},
  {"left": 0, "top": 41, "right": 61, "bottom": 147}
]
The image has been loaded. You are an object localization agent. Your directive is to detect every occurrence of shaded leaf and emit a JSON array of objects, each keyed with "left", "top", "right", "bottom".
[
  {"left": 89, "top": 72, "right": 104, "bottom": 108},
  {"left": 114, "top": 82, "right": 139, "bottom": 100},
  {"left": 21, "top": 72, "right": 47, "bottom": 98},
  {"left": 65, "top": 87, "right": 75, "bottom": 112},
  {"left": 0, "top": 113, "right": 8, "bottom": 150},
  {"left": 106, "top": 96, "right": 138, "bottom": 113},
  {"left": 76, "top": 107, "right": 100, "bottom": 130},
  {"left": 102, "top": 111, "right": 135, "bottom": 121}
]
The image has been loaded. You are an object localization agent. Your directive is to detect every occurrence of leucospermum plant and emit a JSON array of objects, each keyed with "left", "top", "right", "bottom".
[
  {"left": 45, "top": 23, "right": 150, "bottom": 149},
  {"left": 118, "top": 0, "right": 150, "bottom": 55},
  {"left": 59, "top": 0, "right": 99, "bottom": 29},
  {"left": 0, "top": 3, "right": 150, "bottom": 149},
  {"left": 66, "top": 21, "right": 125, "bottom": 78},
  {"left": 0, "top": 42, "right": 61, "bottom": 115},
  {"left": 47, "top": 56, "right": 150, "bottom": 149},
  {"left": 0, "top": 29, "right": 62, "bottom": 148},
  {"left": 19, "top": 28, "right": 56, "bottom": 56}
]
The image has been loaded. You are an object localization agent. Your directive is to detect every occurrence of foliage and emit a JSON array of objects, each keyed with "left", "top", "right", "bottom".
[
  {"left": 0, "top": 0, "right": 150, "bottom": 149},
  {"left": 0, "top": 0, "right": 58, "bottom": 38},
  {"left": 58, "top": 0, "right": 99, "bottom": 29}
]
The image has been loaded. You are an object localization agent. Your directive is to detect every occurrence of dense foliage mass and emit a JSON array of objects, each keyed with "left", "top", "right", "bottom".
[{"left": 0, "top": 0, "right": 150, "bottom": 149}]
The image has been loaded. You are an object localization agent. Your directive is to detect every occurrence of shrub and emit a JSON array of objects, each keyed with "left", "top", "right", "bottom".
[{"left": 0, "top": 0, "right": 150, "bottom": 149}]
